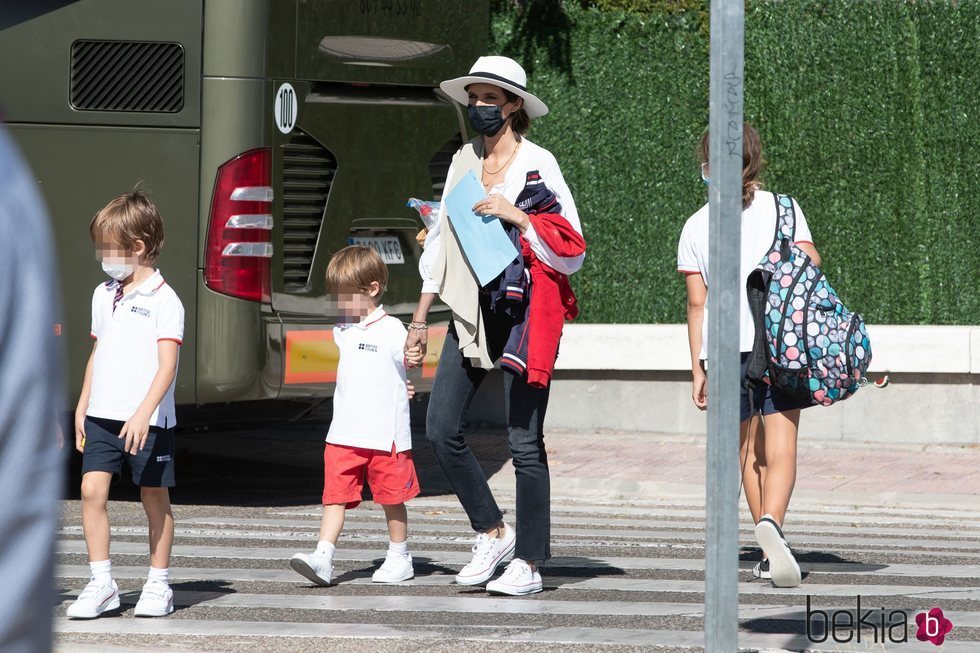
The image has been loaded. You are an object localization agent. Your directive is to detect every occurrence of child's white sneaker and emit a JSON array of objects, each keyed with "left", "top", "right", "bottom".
[
  {"left": 455, "top": 524, "right": 516, "bottom": 586},
  {"left": 290, "top": 551, "right": 333, "bottom": 586},
  {"left": 486, "top": 558, "right": 543, "bottom": 596},
  {"left": 755, "top": 514, "right": 801, "bottom": 588},
  {"left": 752, "top": 558, "right": 772, "bottom": 580},
  {"left": 371, "top": 553, "right": 414, "bottom": 583},
  {"left": 65, "top": 577, "right": 120, "bottom": 619},
  {"left": 133, "top": 579, "right": 174, "bottom": 617}
]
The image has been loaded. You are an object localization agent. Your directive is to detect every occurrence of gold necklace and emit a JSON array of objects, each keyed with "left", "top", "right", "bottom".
[{"left": 482, "top": 141, "right": 521, "bottom": 176}]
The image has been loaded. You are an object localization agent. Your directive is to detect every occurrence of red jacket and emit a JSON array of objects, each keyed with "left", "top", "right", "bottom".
[{"left": 520, "top": 212, "right": 586, "bottom": 387}]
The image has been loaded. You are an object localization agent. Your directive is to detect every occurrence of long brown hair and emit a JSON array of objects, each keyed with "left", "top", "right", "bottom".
[{"left": 698, "top": 122, "right": 764, "bottom": 208}]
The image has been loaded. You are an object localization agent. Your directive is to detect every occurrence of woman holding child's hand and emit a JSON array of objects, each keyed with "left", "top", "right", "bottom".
[{"left": 406, "top": 56, "right": 586, "bottom": 597}]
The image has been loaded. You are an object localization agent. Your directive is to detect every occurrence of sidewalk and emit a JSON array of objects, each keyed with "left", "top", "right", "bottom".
[{"left": 470, "top": 431, "right": 980, "bottom": 509}]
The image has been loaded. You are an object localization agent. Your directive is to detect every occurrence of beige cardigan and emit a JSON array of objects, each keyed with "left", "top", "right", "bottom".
[{"left": 430, "top": 139, "right": 495, "bottom": 369}]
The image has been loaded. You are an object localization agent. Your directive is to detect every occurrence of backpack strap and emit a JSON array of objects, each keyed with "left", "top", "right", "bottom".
[
  {"left": 746, "top": 193, "right": 798, "bottom": 388},
  {"left": 774, "top": 193, "right": 796, "bottom": 241},
  {"left": 771, "top": 193, "right": 797, "bottom": 263},
  {"left": 743, "top": 268, "right": 770, "bottom": 389}
]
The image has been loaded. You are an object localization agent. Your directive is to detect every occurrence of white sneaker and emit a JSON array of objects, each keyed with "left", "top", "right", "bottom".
[
  {"left": 486, "top": 559, "right": 543, "bottom": 596},
  {"left": 752, "top": 559, "right": 772, "bottom": 580},
  {"left": 455, "top": 524, "right": 516, "bottom": 586},
  {"left": 66, "top": 577, "right": 120, "bottom": 619},
  {"left": 289, "top": 551, "right": 333, "bottom": 586},
  {"left": 372, "top": 553, "right": 414, "bottom": 583},
  {"left": 755, "top": 515, "right": 802, "bottom": 588},
  {"left": 133, "top": 579, "right": 174, "bottom": 617}
]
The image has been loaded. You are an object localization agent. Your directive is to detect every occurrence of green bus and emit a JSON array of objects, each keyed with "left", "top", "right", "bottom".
[{"left": 1, "top": 0, "right": 487, "bottom": 412}]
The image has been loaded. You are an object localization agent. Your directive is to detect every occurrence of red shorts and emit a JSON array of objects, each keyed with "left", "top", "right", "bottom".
[{"left": 322, "top": 443, "right": 420, "bottom": 509}]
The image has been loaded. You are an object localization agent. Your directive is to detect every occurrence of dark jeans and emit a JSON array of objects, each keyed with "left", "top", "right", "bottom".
[{"left": 426, "top": 301, "right": 552, "bottom": 562}]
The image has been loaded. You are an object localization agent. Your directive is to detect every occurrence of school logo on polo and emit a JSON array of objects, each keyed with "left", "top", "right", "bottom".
[
  {"left": 130, "top": 306, "right": 151, "bottom": 318},
  {"left": 358, "top": 343, "right": 378, "bottom": 353}
]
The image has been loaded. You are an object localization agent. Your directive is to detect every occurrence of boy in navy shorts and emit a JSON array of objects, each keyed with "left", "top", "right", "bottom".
[
  {"left": 290, "top": 246, "right": 423, "bottom": 586},
  {"left": 66, "top": 190, "right": 184, "bottom": 618}
]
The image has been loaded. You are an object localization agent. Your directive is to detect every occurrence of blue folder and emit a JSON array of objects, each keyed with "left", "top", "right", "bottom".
[{"left": 443, "top": 170, "right": 520, "bottom": 287}]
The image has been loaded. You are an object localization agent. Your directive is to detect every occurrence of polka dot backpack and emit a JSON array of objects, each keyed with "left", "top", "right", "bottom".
[{"left": 744, "top": 193, "right": 872, "bottom": 406}]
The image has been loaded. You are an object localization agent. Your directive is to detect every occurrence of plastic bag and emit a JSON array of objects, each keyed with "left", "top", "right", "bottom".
[
  {"left": 407, "top": 198, "right": 441, "bottom": 248},
  {"left": 406, "top": 198, "right": 441, "bottom": 230}
]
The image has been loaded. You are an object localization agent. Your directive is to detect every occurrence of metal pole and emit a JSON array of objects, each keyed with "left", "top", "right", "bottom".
[{"left": 705, "top": 0, "right": 743, "bottom": 651}]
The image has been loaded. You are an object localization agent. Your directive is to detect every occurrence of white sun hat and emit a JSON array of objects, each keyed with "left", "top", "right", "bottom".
[{"left": 439, "top": 55, "right": 549, "bottom": 118}]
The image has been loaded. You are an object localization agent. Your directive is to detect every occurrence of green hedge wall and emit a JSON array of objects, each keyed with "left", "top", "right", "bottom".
[{"left": 489, "top": 1, "right": 979, "bottom": 324}]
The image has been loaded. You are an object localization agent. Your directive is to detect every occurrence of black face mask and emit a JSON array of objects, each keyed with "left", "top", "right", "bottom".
[{"left": 467, "top": 104, "right": 507, "bottom": 136}]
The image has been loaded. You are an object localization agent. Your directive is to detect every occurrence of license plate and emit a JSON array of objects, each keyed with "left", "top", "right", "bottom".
[{"left": 347, "top": 236, "right": 404, "bottom": 264}]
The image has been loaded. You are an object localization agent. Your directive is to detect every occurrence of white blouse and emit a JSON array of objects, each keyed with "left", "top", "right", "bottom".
[{"left": 418, "top": 138, "right": 585, "bottom": 293}]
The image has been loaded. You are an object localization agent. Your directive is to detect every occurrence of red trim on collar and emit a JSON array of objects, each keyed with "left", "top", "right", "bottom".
[{"left": 153, "top": 278, "right": 166, "bottom": 291}]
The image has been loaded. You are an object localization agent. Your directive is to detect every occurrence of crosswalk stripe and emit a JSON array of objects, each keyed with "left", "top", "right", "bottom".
[
  {"left": 55, "top": 564, "right": 980, "bottom": 600},
  {"left": 58, "top": 588, "right": 980, "bottom": 629},
  {"left": 55, "top": 617, "right": 443, "bottom": 639},
  {"left": 52, "top": 618, "right": 980, "bottom": 652},
  {"left": 277, "top": 501, "right": 980, "bottom": 522},
  {"left": 58, "top": 525, "right": 980, "bottom": 557},
  {"left": 60, "top": 523, "right": 980, "bottom": 555},
  {"left": 397, "top": 496, "right": 980, "bottom": 519},
  {"left": 61, "top": 589, "right": 795, "bottom": 618},
  {"left": 181, "top": 515, "right": 980, "bottom": 540},
  {"left": 55, "top": 540, "right": 980, "bottom": 578},
  {"left": 513, "top": 626, "right": 980, "bottom": 651}
]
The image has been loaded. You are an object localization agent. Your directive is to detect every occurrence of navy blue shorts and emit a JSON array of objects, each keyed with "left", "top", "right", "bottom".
[
  {"left": 81, "top": 416, "right": 176, "bottom": 487},
  {"left": 740, "top": 353, "right": 811, "bottom": 423}
]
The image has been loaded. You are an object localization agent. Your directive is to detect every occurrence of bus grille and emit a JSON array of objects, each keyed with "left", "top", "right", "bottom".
[
  {"left": 429, "top": 135, "right": 464, "bottom": 201},
  {"left": 70, "top": 40, "right": 184, "bottom": 113},
  {"left": 281, "top": 130, "right": 336, "bottom": 292}
]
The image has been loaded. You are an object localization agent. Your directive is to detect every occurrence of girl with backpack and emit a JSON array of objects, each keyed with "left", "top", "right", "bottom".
[{"left": 677, "top": 123, "right": 821, "bottom": 588}]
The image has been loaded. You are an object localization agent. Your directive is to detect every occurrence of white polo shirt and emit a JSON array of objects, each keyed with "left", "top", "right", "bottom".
[
  {"left": 326, "top": 305, "right": 412, "bottom": 453},
  {"left": 87, "top": 269, "right": 184, "bottom": 428},
  {"left": 677, "top": 190, "right": 814, "bottom": 357}
]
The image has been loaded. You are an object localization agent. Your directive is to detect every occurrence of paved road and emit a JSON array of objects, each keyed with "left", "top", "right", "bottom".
[{"left": 53, "top": 425, "right": 980, "bottom": 652}]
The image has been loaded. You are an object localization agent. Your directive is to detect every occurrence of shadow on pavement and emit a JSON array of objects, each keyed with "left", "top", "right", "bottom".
[
  {"left": 739, "top": 547, "right": 888, "bottom": 578},
  {"left": 63, "top": 409, "right": 515, "bottom": 508}
]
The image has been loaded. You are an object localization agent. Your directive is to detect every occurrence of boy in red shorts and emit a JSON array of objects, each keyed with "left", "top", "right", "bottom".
[{"left": 290, "top": 246, "right": 423, "bottom": 585}]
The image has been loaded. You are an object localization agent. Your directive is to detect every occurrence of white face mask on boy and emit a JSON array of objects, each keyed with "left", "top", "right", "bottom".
[{"left": 101, "top": 261, "right": 134, "bottom": 281}]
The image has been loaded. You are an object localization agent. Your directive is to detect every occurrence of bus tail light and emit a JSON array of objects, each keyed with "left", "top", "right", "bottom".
[{"left": 204, "top": 148, "right": 273, "bottom": 302}]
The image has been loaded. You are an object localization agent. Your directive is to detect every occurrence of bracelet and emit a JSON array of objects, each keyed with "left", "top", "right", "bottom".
[{"left": 408, "top": 322, "right": 428, "bottom": 331}]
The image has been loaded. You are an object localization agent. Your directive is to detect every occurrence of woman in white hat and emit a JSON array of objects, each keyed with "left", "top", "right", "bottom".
[{"left": 405, "top": 55, "right": 585, "bottom": 596}]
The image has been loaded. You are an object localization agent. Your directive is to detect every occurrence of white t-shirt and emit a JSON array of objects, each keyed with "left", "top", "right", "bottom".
[
  {"left": 87, "top": 270, "right": 184, "bottom": 428},
  {"left": 418, "top": 138, "right": 585, "bottom": 292},
  {"left": 326, "top": 306, "right": 412, "bottom": 453},
  {"left": 677, "top": 190, "right": 814, "bottom": 357}
]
